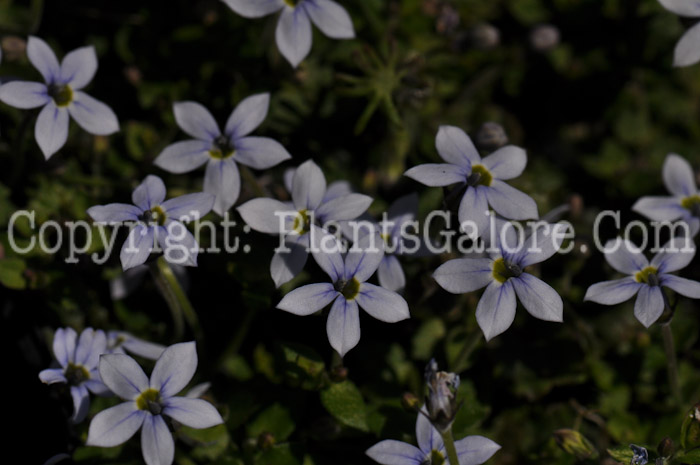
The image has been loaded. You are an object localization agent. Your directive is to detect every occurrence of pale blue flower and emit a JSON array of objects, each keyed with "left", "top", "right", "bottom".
[
  {"left": 237, "top": 159, "right": 373, "bottom": 287},
  {"left": 366, "top": 406, "right": 500, "bottom": 465},
  {"left": 433, "top": 221, "right": 566, "bottom": 340},
  {"left": 584, "top": 237, "right": 700, "bottom": 327},
  {"left": 154, "top": 94, "right": 291, "bottom": 216},
  {"left": 630, "top": 444, "right": 649, "bottom": 465},
  {"left": 277, "top": 230, "right": 409, "bottom": 356},
  {"left": 633, "top": 153, "right": 700, "bottom": 237},
  {"left": 107, "top": 331, "right": 166, "bottom": 361},
  {"left": 0, "top": 36, "right": 119, "bottom": 159},
  {"left": 404, "top": 126, "right": 538, "bottom": 238},
  {"left": 657, "top": 0, "right": 700, "bottom": 67},
  {"left": 87, "top": 342, "right": 223, "bottom": 465},
  {"left": 223, "top": 0, "right": 355, "bottom": 67},
  {"left": 87, "top": 175, "right": 214, "bottom": 271},
  {"left": 39, "top": 328, "right": 110, "bottom": 423}
]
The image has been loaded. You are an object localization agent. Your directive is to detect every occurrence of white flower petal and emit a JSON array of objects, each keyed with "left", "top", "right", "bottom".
[
  {"left": 458, "top": 186, "right": 490, "bottom": 238},
  {"left": 355, "top": 282, "right": 410, "bottom": 323},
  {"left": 154, "top": 140, "right": 211, "bottom": 173},
  {"left": 99, "top": 353, "right": 149, "bottom": 399},
  {"left": 433, "top": 258, "right": 493, "bottom": 294},
  {"left": 39, "top": 368, "right": 67, "bottom": 385},
  {"left": 663, "top": 153, "right": 697, "bottom": 196},
  {"left": 303, "top": 0, "right": 355, "bottom": 39},
  {"left": 436, "top": 125, "right": 480, "bottom": 167},
  {"left": 661, "top": 275, "right": 700, "bottom": 298},
  {"left": 87, "top": 402, "right": 145, "bottom": 447},
  {"left": 225, "top": 93, "right": 270, "bottom": 139},
  {"left": 659, "top": 0, "right": 700, "bottom": 16},
  {"left": 71, "top": 384, "right": 90, "bottom": 423},
  {"left": 75, "top": 328, "right": 107, "bottom": 369},
  {"left": 120, "top": 225, "right": 155, "bottom": 271},
  {"left": 237, "top": 198, "right": 295, "bottom": 234},
  {"left": 53, "top": 327, "right": 78, "bottom": 367},
  {"left": 141, "top": 414, "right": 175, "bottom": 465},
  {"left": 27, "top": 36, "right": 60, "bottom": 83},
  {"left": 316, "top": 193, "right": 373, "bottom": 223},
  {"left": 132, "top": 175, "right": 166, "bottom": 210},
  {"left": 455, "top": 435, "right": 501, "bottom": 465},
  {"left": 481, "top": 145, "right": 527, "bottom": 180},
  {"left": 603, "top": 238, "right": 648, "bottom": 274},
  {"left": 0, "top": 81, "right": 49, "bottom": 108},
  {"left": 233, "top": 136, "right": 291, "bottom": 170},
  {"left": 35, "top": 102, "right": 69, "bottom": 159},
  {"left": 651, "top": 237, "right": 696, "bottom": 273},
  {"left": 60, "top": 46, "right": 97, "bottom": 90},
  {"left": 163, "top": 397, "right": 223, "bottom": 429},
  {"left": 150, "top": 341, "right": 198, "bottom": 398},
  {"left": 326, "top": 297, "right": 361, "bottom": 357},
  {"left": 377, "top": 255, "right": 406, "bottom": 293},
  {"left": 204, "top": 159, "right": 241, "bottom": 216},
  {"left": 674, "top": 21, "right": 700, "bottom": 67},
  {"left": 276, "top": 6, "right": 313, "bottom": 68},
  {"left": 162, "top": 193, "right": 215, "bottom": 221},
  {"left": 365, "top": 440, "right": 423, "bottom": 465},
  {"left": 68, "top": 91, "right": 119, "bottom": 135},
  {"left": 583, "top": 277, "right": 642, "bottom": 305},
  {"left": 222, "top": 0, "right": 284, "bottom": 17},
  {"left": 486, "top": 180, "right": 539, "bottom": 221},
  {"left": 511, "top": 273, "right": 563, "bottom": 322},
  {"left": 173, "top": 101, "right": 220, "bottom": 141},
  {"left": 292, "top": 159, "right": 327, "bottom": 210},
  {"left": 634, "top": 285, "right": 665, "bottom": 328},
  {"left": 404, "top": 163, "right": 467, "bottom": 187},
  {"left": 476, "top": 280, "right": 516, "bottom": 341},
  {"left": 632, "top": 196, "right": 686, "bottom": 222},
  {"left": 271, "top": 235, "right": 310, "bottom": 287},
  {"left": 277, "top": 283, "right": 338, "bottom": 315}
]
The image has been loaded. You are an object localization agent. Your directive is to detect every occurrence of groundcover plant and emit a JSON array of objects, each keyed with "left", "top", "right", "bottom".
[{"left": 5, "top": 0, "right": 700, "bottom": 464}]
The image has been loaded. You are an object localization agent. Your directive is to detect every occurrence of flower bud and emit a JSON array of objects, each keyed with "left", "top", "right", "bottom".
[
  {"left": 530, "top": 24, "right": 560, "bottom": 52},
  {"left": 630, "top": 444, "right": 648, "bottom": 465},
  {"left": 330, "top": 365, "right": 348, "bottom": 382},
  {"left": 656, "top": 437, "right": 674, "bottom": 459},
  {"left": 476, "top": 122, "right": 508, "bottom": 152},
  {"left": 553, "top": 429, "right": 598, "bottom": 460},
  {"left": 681, "top": 404, "right": 700, "bottom": 451},
  {"left": 1, "top": 35, "right": 26, "bottom": 61},
  {"left": 469, "top": 23, "right": 500, "bottom": 50},
  {"left": 401, "top": 392, "right": 421, "bottom": 412},
  {"left": 424, "top": 359, "right": 460, "bottom": 433}
]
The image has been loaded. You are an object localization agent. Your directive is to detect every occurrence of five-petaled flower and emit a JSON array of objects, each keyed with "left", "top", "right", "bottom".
[
  {"left": 633, "top": 153, "right": 700, "bottom": 237},
  {"left": 276, "top": 230, "right": 410, "bottom": 356},
  {"left": 87, "top": 175, "right": 214, "bottom": 270},
  {"left": 584, "top": 237, "right": 700, "bottom": 327},
  {"left": 0, "top": 36, "right": 119, "bottom": 158},
  {"left": 433, "top": 220, "right": 566, "bottom": 340},
  {"left": 366, "top": 405, "right": 500, "bottom": 465},
  {"left": 237, "top": 159, "right": 373, "bottom": 287},
  {"left": 222, "top": 0, "right": 355, "bottom": 67},
  {"left": 87, "top": 342, "right": 224, "bottom": 465},
  {"left": 39, "top": 328, "right": 111, "bottom": 423},
  {"left": 657, "top": 0, "right": 700, "bottom": 67},
  {"left": 404, "top": 126, "right": 538, "bottom": 238},
  {"left": 154, "top": 94, "right": 291, "bottom": 216}
]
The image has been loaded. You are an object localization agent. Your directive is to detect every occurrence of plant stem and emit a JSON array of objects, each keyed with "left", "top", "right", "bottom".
[
  {"left": 661, "top": 322, "right": 681, "bottom": 405},
  {"left": 149, "top": 257, "right": 201, "bottom": 341},
  {"left": 440, "top": 428, "right": 461, "bottom": 465}
]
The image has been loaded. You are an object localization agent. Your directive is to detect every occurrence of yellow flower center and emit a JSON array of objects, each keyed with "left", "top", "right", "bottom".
[
  {"left": 681, "top": 194, "right": 700, "bottom": 216},
  {"left": 635, "top": 266, "right": 659, "bottom": 285},
  {"left": 136, "top": 388, "right": 163, "bottom": 415},
  {"left": 48, "top": 84, "right": 73, "bottom": 107},
  {"left": 209, "top": 135, "right": 235, "bottom": 160},
  {"left": 141, "top": 205, "right": 167, "bottom": 226},
  {"left": 284, "top": 0, "right": 298, "bottom": 6},
  {"left": 335, "top": 277, "right": 361, "bottom": 300},
  {"left": 293, "top": 209, "right": 311, "bottom": 234},
  {"left": 64, "top": 363, "right": 90, "bottom": 386},
  {"left": 492, "top": 257, "right": 522, "bottom": 283},
  {"left": 427, "top": 449, "right": 446, "bottom": 465},
  {"left": 467, "top": 164, "right": 493, "bottom": 187}
]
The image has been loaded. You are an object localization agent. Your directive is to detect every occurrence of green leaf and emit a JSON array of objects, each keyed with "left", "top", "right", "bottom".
[
  {"left": 256, "top": 443, "right": 304, "bottom": 465},
  {"left": 247, "top": 403, "right": 296, "bottom": 442},
  {"left": 607, "top": 445, "right": 634, "bottom": 463},
  {"left": 676, "top": 449, "right": 700, "bottom": 464},
  {"left": 411, "top": 318, "right": 446, "bottom": 360},
  {"left": 320, "top": 380, "right": 369, "bottom": 432},
  {"left": 0, "top": 258, "right": 26, "bottom": 289},
  {"left": 276, "top": 342, "right": 326, "bottom": 390},
  {"left": 179, "top": 424, "right": 230, "bottom": 461}
]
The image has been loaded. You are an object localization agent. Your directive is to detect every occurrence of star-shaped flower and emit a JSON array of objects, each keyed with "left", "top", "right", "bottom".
[
  {"left": 657, "top": 0, "right": 700, "bottom": 67},
  {"left": 237, "top": 159, "right": 373, "bottom": 287},
  {"left": 223, "top": 0, "right": 355, "bottom": 67},
  {"left": 39, "top": 328, "right": 111, "bottom": 423},
  {"left": 87, "top": 175, "right": 214, "bottom": 270},
  {"left": 366, "top": 406, "right": 500, "bottom": 465},
  {"left": 633, "top": 153, "right": 700, "bottom": 237},
  {"left": 87, "top": 342, "right": 223, "bottom": 465},
  {"left": 433, "top": 220, "right": 566, "bottom": 340},
  {"left": 0, "top": 36, "right": 119, "bottom": 158},
  {"left": 154, "top": 94, "right": 291, "bottom": 216},
  {"left": 584, "top": 237, "right": 700, "bottom": 327},
  {"left": 277, "top": 230, "right": 410, "bottom": 356},
  {"left": 404, "top": 126, "right": 538, "bottom": 238}
]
